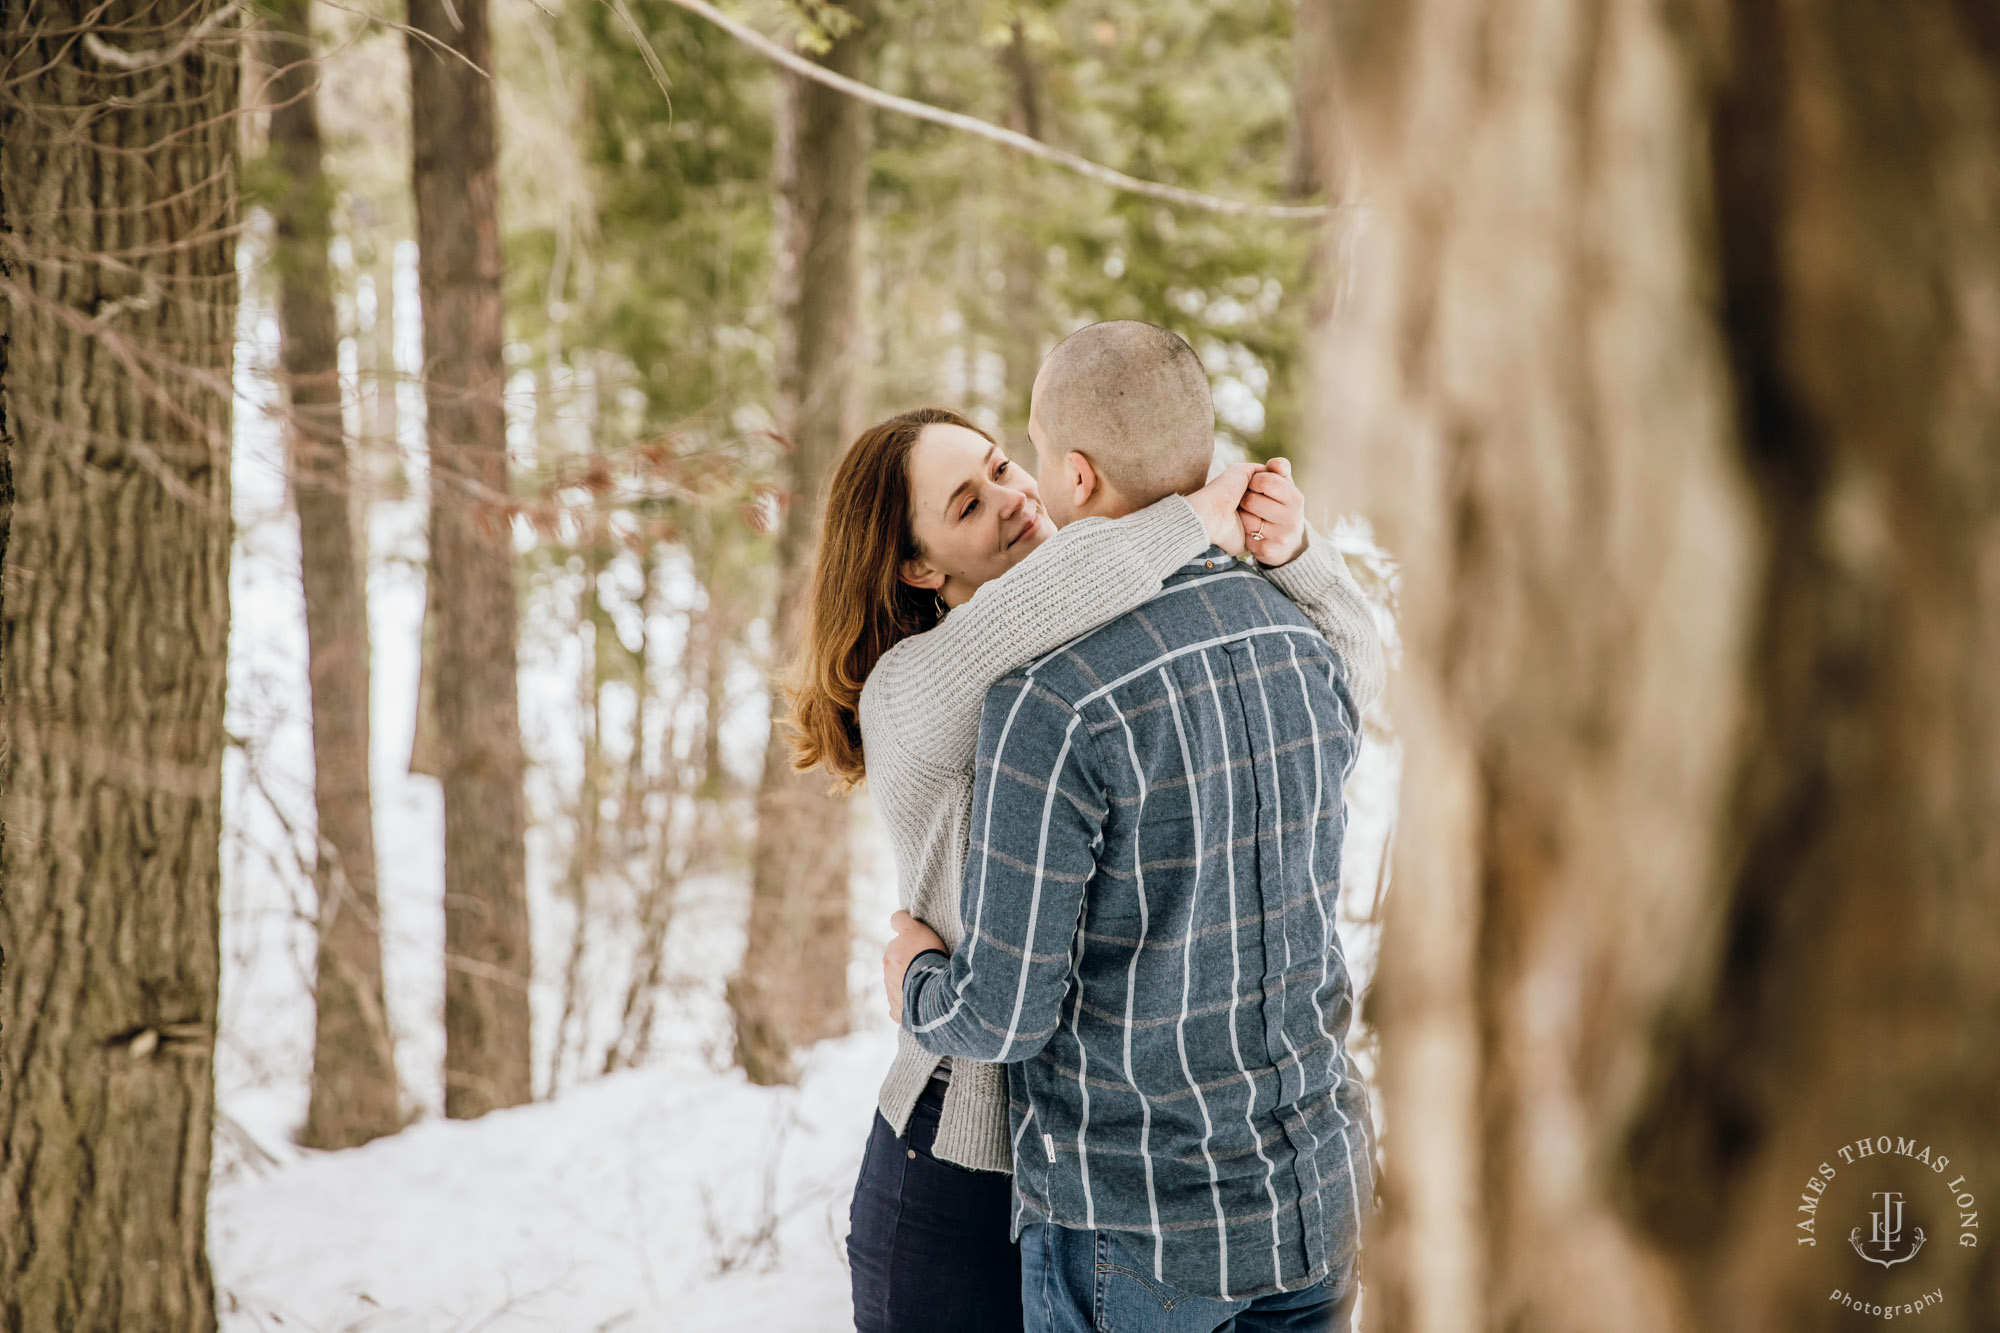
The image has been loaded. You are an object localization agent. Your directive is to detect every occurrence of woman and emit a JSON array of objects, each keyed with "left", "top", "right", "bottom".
[{"left": 786, "top": 407, "right": 1382, "bottom": 1333}]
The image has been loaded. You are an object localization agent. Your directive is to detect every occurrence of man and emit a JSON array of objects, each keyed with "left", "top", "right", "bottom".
[{"left": 884, "top": 320, "right": 1381, "bottom": 1332}]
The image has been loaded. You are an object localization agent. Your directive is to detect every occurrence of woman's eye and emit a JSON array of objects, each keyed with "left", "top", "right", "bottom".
[{"left": 962, "top": 499, "right": 979, "bottom": 519}]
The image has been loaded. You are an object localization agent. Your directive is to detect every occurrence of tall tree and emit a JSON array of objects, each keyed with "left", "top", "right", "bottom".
[
  {"left": 407, "top": 0, "right": 533, "bottom": 1118},
  {"left": 1284, "top": 0, "right": 1336, "bottom": 201},
  {"left": 0, "top": 1, "right": 239, "bottom": 1326},
  {"left": 263, "top": 0, "right": 402, "bottom": 1149},
  {"left": 728, "top": 7, "right": 874, "bottom": 1084},
  {"left": 997, "top": 15, "right": 1046, "bottom": 454},
  {"left": 1308, "top": 2, "right": 2000, "bottom": 1330}
]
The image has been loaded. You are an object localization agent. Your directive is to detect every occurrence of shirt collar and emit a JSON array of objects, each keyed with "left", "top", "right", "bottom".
[{"left": 1170, "top": 546, "right": 1249, "bottom": 579}]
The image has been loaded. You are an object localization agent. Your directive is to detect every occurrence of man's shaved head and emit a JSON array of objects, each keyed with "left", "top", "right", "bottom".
[{"left": 1029, "top": 321, "right": 1214, "bottom": 509}]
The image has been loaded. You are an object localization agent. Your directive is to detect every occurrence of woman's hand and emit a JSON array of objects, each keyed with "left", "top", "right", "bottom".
[
  {"left": 1239, "top": 457, "right": 1308, "bottom": 566},
  {"left": 884, "top": 910, "right": 948, "bottom": 1024},
  {"left": 1185, "top": 462, "right": 1260, "bottom": 555}
]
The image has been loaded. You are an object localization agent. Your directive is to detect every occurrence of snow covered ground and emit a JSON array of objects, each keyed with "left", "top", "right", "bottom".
[
  {"left": 211, "top": 248, "right": 1395, "bottom": 1331},
  {"left": 215, "top": 434, "right": 909, "bottom": 1328},
  {"left": 214, "top": 1024, "right": 898, "bottom": 1332}
]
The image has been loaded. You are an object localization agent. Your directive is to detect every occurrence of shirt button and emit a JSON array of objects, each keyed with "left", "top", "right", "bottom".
[
  {"left": 1204, "top": 560, "right": 1214, "bottom": 569},
  {"left": 906, "top": 1148, "right": 917, "bottom": 1159}
]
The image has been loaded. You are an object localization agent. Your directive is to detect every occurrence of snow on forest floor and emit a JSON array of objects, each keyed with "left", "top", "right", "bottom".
[
  {"left": 212, "top": 1023, "right": 897, "bottom": 1332},
  {"left": 212, "top": 742, "right": 909, "bottom": 1333},
  {"left": 213, "top": 766, "right": 910, "bottom": 1333}
]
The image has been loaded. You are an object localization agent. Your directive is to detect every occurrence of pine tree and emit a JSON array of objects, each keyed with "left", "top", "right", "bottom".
[
  {"left": 407, "top": 0, "right": 533, "bottom": 1119},
  {"left": 728, "top": 4, "right": 876, "bottom": 1084},
  {"left": 263, "top": 0, "right": 402, "bottom": 1149}
]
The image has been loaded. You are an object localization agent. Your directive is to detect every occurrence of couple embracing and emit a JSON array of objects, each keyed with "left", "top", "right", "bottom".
[{"left": 788, "top": 320, "right": 1383, "bottom": 1333}]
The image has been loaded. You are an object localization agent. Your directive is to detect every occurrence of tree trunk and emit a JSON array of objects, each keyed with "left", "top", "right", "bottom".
[
  {"left": 264, "top": 0, "right": 402, "bottom": 1150},
  {"left": 1309, "top": 2, "right": 2000, "bottom": 1330},
  {"left": 407, "top": 0, "right": 533, "bottom": 1119},
  {"left": 1285, "top": 0, "right": 1338, "bottom": 200},
  {"left": 0, "top": 3, "right": 238, "bottom": 1326},
  {"left": 997, "top": 18, "right": 1045, "bottom": 457},
  {"left": 702, "top": 624, "right": 728, "bottom": 795},
  {"left": 729, "top": 10, "right": 873, "bottom": 1085},
  {"left": 689, "top": 522, "right": 733, "bottom": 798},
  {"left": 365, "top": 240, "right": 399, "bottom": 480},
  {"left": 547, "top": 544, "right": 608, "bottom": 1095}
]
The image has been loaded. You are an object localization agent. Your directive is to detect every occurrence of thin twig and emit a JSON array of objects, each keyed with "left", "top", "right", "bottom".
[
  {"left": 81, "top": 0, "right": 241, "bottom": 72},
  {"left": 601, "top": 0, "right": 671, "bottom": 107},
  {"left": 310, "top": 0, "right": 492, "bottom": 80}
]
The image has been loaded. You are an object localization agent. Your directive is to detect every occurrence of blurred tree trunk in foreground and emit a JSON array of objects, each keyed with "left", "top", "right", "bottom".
[
  {"left": 407, "top": 0, "right": 533, "bottom": 1118},
  {"left": 0, "top": 2, "right": 239, "bottom": 1325},
  {"left": 1308, "top": 2, "right": 2000, "bottom": 1330},
  {"left": 730, "top": 9, "right": 874, "bottom": 1085},
  {"left": 264, "top": 0, "right": 402, "bottom": 1149}
]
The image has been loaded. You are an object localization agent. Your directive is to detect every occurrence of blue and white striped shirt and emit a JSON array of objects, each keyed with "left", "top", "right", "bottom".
[{"left": 902, "top": 550, "right": 1374, "bottom": 1300}]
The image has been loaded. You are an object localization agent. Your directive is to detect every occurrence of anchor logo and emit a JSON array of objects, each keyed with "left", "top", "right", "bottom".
[{"left": 1849, "top": 1190, "right": 1927, "bottom": 1268}]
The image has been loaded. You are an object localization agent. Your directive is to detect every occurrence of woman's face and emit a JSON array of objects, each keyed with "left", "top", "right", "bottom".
[{"left": 901, "top": 422, "right": 1055, "bottom": 606}]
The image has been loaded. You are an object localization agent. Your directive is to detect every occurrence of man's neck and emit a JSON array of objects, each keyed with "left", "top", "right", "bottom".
[{"left": 1069, "top": 486, "right": 1155, "bottom": 524}]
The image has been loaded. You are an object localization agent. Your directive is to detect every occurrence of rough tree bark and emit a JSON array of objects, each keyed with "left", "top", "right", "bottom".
[
  {"left": 728, "top": 8, "right": 873, "bottom": 1085},
  {"left": 0, "top": 2, "right": 238, "bottom": 1326},
  {"left": 264, "top": 0, "right": 402, "bottom": 1150},
  {"left": 1308, "top": 2, "right": 1999, "bottom": 1330},
  {"left": 407, "top": 0, "right": 533, "bottom": 1118}
]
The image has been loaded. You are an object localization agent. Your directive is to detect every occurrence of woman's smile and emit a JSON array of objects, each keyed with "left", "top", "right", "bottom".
[{"left": 1005, "top": 502, "right": 1051, "bottom": 551}]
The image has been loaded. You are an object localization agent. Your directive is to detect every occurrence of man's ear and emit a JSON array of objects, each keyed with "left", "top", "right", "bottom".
[
  {"left": 1065, "top": 451, "right": 1100, "bottom": 512},
  {"left": 899, "top": 556, "right": 945, "bottom": 592}
]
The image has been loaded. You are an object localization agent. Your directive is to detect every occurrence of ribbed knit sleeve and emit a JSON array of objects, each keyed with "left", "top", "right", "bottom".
[
  {"left": 1260, "top": 527, "right": 1385, "bottom": 720},
  {"left": 858, "top": 494, "right": 1209, "bottom": 782},
  {"left": 859, "top": 494, "right": 1210, "bottom": 1174}
]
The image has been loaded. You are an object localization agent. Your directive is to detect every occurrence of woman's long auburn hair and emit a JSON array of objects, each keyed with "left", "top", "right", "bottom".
[{"left": 786, "top": 407, "right": 997, "bottom": 790}]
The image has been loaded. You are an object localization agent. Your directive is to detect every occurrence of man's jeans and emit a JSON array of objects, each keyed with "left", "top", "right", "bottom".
[{"left": 1020, "top": 1222, "right": 1359, "bottom": 1333}]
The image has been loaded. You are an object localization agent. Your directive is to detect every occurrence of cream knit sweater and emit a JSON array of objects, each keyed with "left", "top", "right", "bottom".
[{"left": 857, "top": 494, "right": 1385, "bottom": 1173}]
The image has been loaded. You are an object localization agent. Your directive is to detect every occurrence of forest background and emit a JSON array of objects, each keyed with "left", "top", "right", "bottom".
[{"left": 3, "top": 0, "right": 1995, "bottom": 1331}]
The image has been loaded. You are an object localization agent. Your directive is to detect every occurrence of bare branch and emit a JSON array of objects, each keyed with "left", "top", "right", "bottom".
[
  {"left": 659, "top": 0, "right": 1339, "bottom": 222},
  {"left": 80, "top": 1, "right": 243, "bottom": 72},
  {"left": 601, "top": 0, "right": 671, "bottom": 107}
]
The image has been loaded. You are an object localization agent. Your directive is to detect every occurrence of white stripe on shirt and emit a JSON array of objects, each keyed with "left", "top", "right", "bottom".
[
  {"left": 1107, "top": 694, "right": 1166, "bottom": 1280},
  {"left": 993, "top": 715, "right": 1083, "bottom": 1061},
  {"left": 913, "top": 673, "right": 1041, "bottom": 1036},
  {"left": 1069, "top": 894, "right": 1095, "bottom": 1228},
  {"left": 1283, "top": 636, "right": 1365, "bottom": 1229},
  {"left": 1163, "top": 666, "right": 1233, "bottom": 1299},
  {"left": 1199, "top": 651, "right": 1287, "bottom": 1287},
  {"left": 1248, "top": 639, "right": 1329, "bottom": 1257}
]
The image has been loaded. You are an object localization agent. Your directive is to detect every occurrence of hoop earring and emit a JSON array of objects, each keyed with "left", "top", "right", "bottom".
[{"left": 933, "top": 591, "right": 949, "bottom": 619}]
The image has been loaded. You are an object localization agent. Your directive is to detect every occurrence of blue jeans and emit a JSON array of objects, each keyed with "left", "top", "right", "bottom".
[
  {"left": 1020, "top": 1222, "right": 1358, "bottom": 1333},
  {"left": 847, "top": 1076, "right": 1022, "bottom": 1333}
]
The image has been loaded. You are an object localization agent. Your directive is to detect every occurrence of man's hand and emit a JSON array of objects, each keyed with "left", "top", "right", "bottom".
[
  {"left": 1239, "top": 457, "right": 1308, "bottom": 566},
  {"left": 1185, "top": 462, "right": 1260, "bottom": 555},
  {"left": 883, "top": 909, "right": 948, "bottom": 1024}
]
